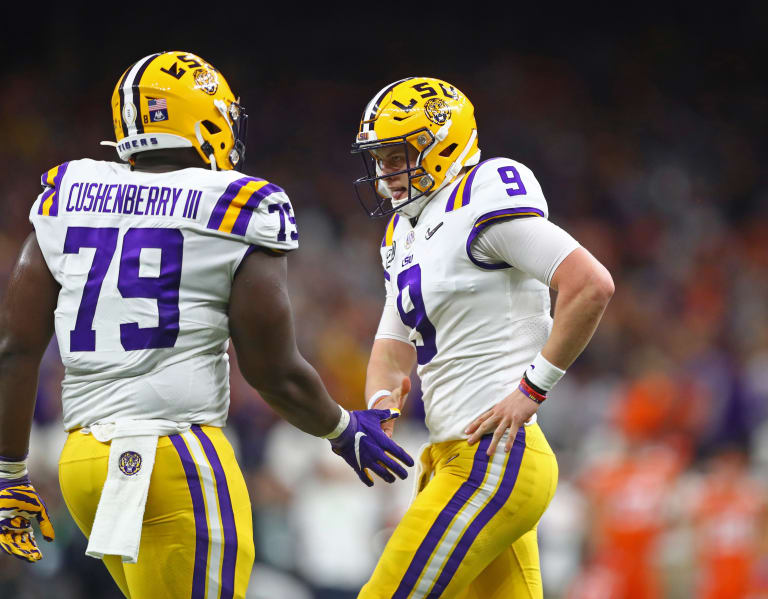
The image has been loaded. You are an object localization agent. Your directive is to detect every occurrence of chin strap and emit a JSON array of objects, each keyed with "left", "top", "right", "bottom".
[
  {"left": 214, "top": 99, "right": 235, "bottom": 137},
  {"left": 420, "top": 120, "right": 452, "bottom": 162},
  {"left": 415, "top": 130, "right": 480, "bottom": 208},
  {"left": 446, "top": 128, "right": 478, "bottom": 181},
  {"left": 194, "top": 121, "right": 218, "bottom": 171}
]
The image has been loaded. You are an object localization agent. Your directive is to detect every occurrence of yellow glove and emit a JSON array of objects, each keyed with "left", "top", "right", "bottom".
[{"left": 0, "top": 481, "right": 55, "bottom": 562}]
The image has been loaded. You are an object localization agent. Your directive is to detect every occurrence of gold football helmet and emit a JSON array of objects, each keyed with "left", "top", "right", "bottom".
[
  {"left": 351, "top": 77, "right": 480, "bottom": 218},
  {"left": 107, "top": 51, "right": 247, "bottom": 170}
]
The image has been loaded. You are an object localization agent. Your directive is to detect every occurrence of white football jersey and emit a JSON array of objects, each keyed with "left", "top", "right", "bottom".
[
  {"left": 380, "top": 157, "right": 555, "bottom": 443},
  {"left": 29, "top": 159, "right": 299, "bottom": 430}
]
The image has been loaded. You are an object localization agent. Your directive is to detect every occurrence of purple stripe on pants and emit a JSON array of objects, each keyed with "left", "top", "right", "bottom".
[
  {"left": 169, "top": 434, "right": 209, "bottom": 599},
  {"left": 392, "top": 436, "right": 492, "bottom": 599},
  {"left": 191, "top": 425, "right": 239, "bottom": 599},
  {"left": 206, "top": 177, "right": 263, "bottom": 230},
  {"left": 425, "top": 427, "right": 527, "bottom": 598}
]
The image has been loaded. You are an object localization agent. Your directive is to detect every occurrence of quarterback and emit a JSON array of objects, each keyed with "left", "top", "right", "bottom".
[
  {"left": 351, "top": 78, "right": 614, "bottom": 598},
  {"left": 0, "top": 51, "right": 412, "bottom": 599}
]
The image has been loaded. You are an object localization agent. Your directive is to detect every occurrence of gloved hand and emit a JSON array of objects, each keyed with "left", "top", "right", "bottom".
[
  {"left": 0, "top": 477, "right": 55, "bottom": 563},
  {"left": 329, "top": 409, "right": 414, "bottom": 487}
]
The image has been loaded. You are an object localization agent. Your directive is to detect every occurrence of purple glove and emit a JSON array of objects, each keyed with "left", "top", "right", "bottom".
[{"left": 329, "top": 409, "right": 414, "bottom": 487}]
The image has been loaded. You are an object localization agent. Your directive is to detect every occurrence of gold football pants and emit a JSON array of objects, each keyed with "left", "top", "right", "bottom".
[
  {"left": 359, "top": 423, "right": 558, "bottom": 599},
  {"left": 59, "top": 425, "right": 255, "bottom": 599}
]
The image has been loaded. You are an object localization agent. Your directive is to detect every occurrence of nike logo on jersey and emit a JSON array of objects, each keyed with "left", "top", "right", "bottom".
[
  {"left": 425, "top": 222, "right": 443, "bottom": 239},
  {"left": 354, "top": 432, "right": 366, "bottom": 470}
]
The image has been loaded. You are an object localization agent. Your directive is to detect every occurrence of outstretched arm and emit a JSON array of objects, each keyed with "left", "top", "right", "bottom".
[
  {"left": 228, "top": 249, "right": 413, "bottom": 484},
  {"left": 229, "top": 249, "right": 341, "bottom": 436}
]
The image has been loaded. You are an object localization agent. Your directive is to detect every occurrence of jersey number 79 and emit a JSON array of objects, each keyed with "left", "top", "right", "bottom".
[{"left": 64, "top": 226, "right": 183, "bottom": 352}]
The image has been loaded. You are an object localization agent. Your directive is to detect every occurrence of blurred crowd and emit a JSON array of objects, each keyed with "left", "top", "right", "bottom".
[{"left": 1, "top": 19, "right": 767, "bottom": 599}]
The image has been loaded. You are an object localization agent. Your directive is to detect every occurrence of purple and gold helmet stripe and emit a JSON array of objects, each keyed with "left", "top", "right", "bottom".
[
  {"left": 119, "top": 53, "right": 161, "bottom": 138},
  {"left": 424, "top": 428, "right": 527, "bottom": 598},
  {"left": 382, "top": 214, "right": 400, "bottom": 247},
  {"left": 38, "top": 162, "right": 70, "bottom": 217},
  {"left": 117, "top": 66, "right": 132, "bottom": 138},
  {"left": 465, "top": 207, "right": 545, "bottom": 270},
  {"left": 207, "top": 177, "right": 283, "bottom": 235},
  {"left": 192, "top": 426, "right": 238, "bottom": 599},
  {"left": 169, "top": 433, "right": 209, "bottom": 599},
  {"left": 392, "top": 437, "right": 492, "bottom": 599},
  {"left": 131, "top": 54, "right": 161, "bottom": 135}
]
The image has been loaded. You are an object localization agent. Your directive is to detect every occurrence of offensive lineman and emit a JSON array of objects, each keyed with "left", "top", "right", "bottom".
[
  {"left": 351, "top": 78, "right": 614, "bottom": 598},
  {"left": 0, "top": 51, "right": 412, "bottom": 599}
]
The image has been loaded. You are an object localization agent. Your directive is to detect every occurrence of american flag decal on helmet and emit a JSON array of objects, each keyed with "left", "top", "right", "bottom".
[{"left": 148, "top": 98, "right": 169, "bottom": 122}]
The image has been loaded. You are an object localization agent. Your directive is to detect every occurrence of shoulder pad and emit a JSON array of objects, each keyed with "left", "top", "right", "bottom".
[
  {"left": 206, "top": 175, "right": 285, "bottom": 236},
  {"left": 444, "top": 157, "right": 548, "bottom": 219},
  {"left": 203, "top": 174, "right": 298, "bottom": 251},
  {"left": 37, "top": 162, "right": 71, "bottom": 216},
  {"left": 380, "top": 213, "right": 403, "bottom": 248}
]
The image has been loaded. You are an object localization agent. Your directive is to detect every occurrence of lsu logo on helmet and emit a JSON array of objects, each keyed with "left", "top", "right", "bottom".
[
  {"left": 108, "top": 51, "right": 248, "bottom": 171},
  {"left": 351, "top": 77, "right": 480, "bottom": 218}
]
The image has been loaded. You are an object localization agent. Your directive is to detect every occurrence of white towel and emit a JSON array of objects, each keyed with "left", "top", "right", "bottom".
[{"left": 85, "top": 420, "right": 190, "bottom": 563}]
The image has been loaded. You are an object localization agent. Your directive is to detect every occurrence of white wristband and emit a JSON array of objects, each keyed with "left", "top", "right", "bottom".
[
  {"left": 525, "top": 352, "right": 566, "bottom": 392},
  {"left": 0, "top": 458, "right": 28, "bottom": 480},
  {"left": 367, "top": 389, "right": 392, "bottom": 409},
  {"left": 321, "top": 405, "right": 351, "bottom": 440}
]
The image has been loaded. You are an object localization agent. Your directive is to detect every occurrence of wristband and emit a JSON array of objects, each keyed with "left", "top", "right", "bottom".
[
  {"left": 0, "top": 455, "right": 29, "bottom": 480},
  {"left": 321, "top": 405, "right": 351, "bottom": 440},
  {"left": 518, "top": 377, "right": 547, "bottom": 404},
  {"left": 525, "top": 352, "right": 566, "bottom": 392},
  {"left": 367, "top": 389, "right": 392, "bottom": 409}
]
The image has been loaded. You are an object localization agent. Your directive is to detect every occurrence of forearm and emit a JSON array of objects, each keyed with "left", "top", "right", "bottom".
[
  {"left": 541, "top": 274, "right": 613, "bottom": 370},
  {"left": 243, "top": 354, "right": 341, "bottom": 437},
  {"left": 0, "top": 349, "right": 41, "bottom": 458},
  {"left": 366, "top": 356, "right": 408, "bottom": 399},
  {"left": 365, "top": 339, "right": 415, "bottom": 403}
]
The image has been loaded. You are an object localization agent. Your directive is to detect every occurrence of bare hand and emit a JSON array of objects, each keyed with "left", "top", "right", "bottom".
[
  {"left": 372, "top": 377, "right": 410, "bottom": 438},
  {"left": 465, "top": 388, "right": 539, "bottom": 456}
]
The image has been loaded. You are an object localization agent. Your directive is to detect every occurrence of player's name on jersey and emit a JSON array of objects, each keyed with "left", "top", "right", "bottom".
[{"left": 65, "top": 182, "right": 202, "bottom": 219}]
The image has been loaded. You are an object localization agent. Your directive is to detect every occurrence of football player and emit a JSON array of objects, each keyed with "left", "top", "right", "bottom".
[
  {"left": 351, "top": 77, "right": 614, "bottom": 598},
  {"left": 0, "top": 51, "right": 412, "bottom": 599}
]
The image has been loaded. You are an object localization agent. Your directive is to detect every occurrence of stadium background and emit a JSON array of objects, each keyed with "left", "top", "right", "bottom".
[{"left": 1, "top": 9, "right": 767, "bottom": 598}]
